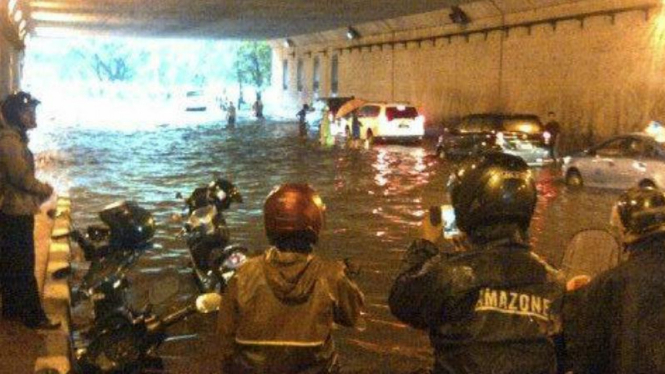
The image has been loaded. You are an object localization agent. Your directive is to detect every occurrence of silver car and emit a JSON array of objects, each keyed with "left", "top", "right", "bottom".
[{"left": 563, "top": 133, "right": 665, "bottom": 189}]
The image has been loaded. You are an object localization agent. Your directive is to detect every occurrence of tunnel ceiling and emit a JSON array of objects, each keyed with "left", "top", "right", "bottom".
[
  {"left": 28, "top": 0, "right": 483, "bottom": 39},
  {"left": 28, "top": 0, "right": 603, "bottom": 40}
]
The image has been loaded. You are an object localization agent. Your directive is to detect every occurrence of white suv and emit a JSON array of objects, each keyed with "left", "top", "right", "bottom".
[{"left": 343, "top": 102, "right": 424, "bottom": 142}]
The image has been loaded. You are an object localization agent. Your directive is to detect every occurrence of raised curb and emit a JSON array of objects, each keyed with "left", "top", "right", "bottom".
[{"left": 34, "top": 197, "right": 72, "bottom": 374}]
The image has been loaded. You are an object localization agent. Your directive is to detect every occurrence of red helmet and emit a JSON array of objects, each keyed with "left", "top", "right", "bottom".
[{"left": 264, "top": 183, "right": 325, "bottom": 244}]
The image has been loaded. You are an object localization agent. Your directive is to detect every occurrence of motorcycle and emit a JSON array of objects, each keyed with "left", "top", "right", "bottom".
[
  {"left": 53, "top": 200, "right": 157, "bottom": 322},
  {"left": 74, "top": 245, "right": 247, "bottom": 374},
  {"left": 176, "top": 178, "right": 245, "bottom": 292},
  {"left": 75, "top": 291, "right": 222, "bottom": 374}
]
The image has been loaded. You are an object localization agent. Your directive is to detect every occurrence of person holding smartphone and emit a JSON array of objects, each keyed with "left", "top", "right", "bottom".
[{"left": 389, "top": 152, "right": 564, "bottom": 374}]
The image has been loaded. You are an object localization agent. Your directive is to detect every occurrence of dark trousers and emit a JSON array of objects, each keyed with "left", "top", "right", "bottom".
[{"left": 0, "top": 212, "right": 46, "bottom": 323}]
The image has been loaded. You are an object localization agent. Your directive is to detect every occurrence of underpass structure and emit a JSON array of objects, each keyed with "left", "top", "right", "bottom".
[{"left": 0, "top": 0, "right": 659, "bottom": 141}]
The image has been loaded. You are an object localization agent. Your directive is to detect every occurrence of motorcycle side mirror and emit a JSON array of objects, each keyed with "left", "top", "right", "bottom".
[
  {"left": 195, "top": 293, "right": 222, "bottom": 314},
  {"left": 561, "top": 228, "right": 622, "bottom": 282}
]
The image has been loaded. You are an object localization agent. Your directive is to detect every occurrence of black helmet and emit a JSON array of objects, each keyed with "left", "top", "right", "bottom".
[
  {"left": 614, "top": 186, "right": 665, "bottom": 246},
  {"left": 264, "top": 183, "right": 325, "bottom": 245},
  {"left": 1, "top": 91, "right": 40, "bottom": 129},
  {"left": 449, "top": 152, "right": 537, "bottom": 234}
]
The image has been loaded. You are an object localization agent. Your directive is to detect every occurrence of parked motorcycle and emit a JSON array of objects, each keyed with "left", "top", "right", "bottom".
[
  {"left": 176, "top": 178, "right": 245, "bottom": 292},
  {"left": 74, "top": 243, "right": 247, "bottom": 374},
  {"left": 54, "top": 201, "right": 156, "bottom": 322},
  {"left": 75, "top": 292, "right": 222, "bottom": 374}
]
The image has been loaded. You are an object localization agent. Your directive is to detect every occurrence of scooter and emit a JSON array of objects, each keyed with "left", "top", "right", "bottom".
[
  {"left": 176, "top": 178, "right": 245, "bottom": 292},
  {"left": 75, "top": 292, "right": 223, "bottom": 374}
]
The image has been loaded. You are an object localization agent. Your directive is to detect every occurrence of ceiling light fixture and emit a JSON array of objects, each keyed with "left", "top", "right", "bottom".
[
  {"left": 346, "top": 26, "right": 360, "bottom": 40},
  {"left": 449, "top": 6, "right": 470, "bottom": 25}
]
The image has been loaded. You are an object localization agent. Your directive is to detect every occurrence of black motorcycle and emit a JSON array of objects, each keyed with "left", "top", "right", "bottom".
[
  {"left": 75, "top": 291, "right": 222, "bottom": 374},
  {"left": 176, "top": 178, "right": 245, "bottom": 292},
  {"left": 54, "top": 201, "right": 156, "bottom": 322}
]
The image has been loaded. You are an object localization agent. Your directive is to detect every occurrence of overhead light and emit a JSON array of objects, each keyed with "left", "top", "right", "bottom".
[
  {"left": 346, "top": 26, "right": 360, "bottom": 40},
  {"left": 449, "top": 6, "right": 470, "bottom": 25},
  {"left": 283, "top": 38, "right": 295, "bottom": 48}
]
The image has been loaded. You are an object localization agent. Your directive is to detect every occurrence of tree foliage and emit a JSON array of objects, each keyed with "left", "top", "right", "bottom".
[{"left": 233, "top": 41, "right": 272, "bottom": 91}]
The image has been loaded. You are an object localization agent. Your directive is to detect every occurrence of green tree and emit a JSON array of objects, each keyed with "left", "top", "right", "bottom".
[{"left": 233, "top": 41, "right": 272, "bottom": 92}]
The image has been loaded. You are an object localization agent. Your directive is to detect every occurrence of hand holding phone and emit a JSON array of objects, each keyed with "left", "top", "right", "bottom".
[
  {"left": 440, "top": 205, "right": 460, "bottom": 239},
  {"left": 422, "top": 206, "right": 444, "bottom": 244}
]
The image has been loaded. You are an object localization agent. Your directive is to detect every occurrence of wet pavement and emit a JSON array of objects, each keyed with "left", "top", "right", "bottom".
[{"left": 32, "top": 118, "right": 623, "bottom": 373}]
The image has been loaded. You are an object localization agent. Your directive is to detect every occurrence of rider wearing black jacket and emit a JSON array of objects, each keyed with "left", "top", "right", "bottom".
[
  {"left": 389, "top": 152, "right": 564, "bottom": 374},
  {"left": 563, "top": 186, "right": 665, "bottom": 374}
]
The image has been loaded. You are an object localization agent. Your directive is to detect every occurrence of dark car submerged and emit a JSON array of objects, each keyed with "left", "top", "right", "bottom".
[{"left": 436, "top": 113, "right": 552, "bottom": 166}]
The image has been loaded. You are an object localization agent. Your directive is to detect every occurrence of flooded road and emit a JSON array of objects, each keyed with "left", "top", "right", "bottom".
[{"left": 34, "top": 119, "right": 621, "bottom": 373}]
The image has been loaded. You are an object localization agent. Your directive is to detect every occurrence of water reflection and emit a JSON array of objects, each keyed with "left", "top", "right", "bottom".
[{"left": 33, "top": 120, "right": 621, "bottom": 373}]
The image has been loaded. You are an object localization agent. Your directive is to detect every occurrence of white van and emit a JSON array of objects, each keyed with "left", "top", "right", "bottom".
[{"left": 342, "top": 102, "right": 424, "bottom": 142}]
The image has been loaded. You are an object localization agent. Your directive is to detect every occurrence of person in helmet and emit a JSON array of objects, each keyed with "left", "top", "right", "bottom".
[
  {"left": 0, "top": 92, "right": 59, "bottom": 329},
  {"left": 563, "top": 186, "right": 665, "bottom": 374},
  {"left": 389, "top": 152, "right": 563, "bottom": 374},
  {"left": 217, "top": 183, "right": 364, "bottom": 374}
]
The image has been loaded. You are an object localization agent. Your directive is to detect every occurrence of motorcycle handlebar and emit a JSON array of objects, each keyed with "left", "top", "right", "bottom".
[{"left": 154, "top": 304, "right": 197, "bottom": 331}]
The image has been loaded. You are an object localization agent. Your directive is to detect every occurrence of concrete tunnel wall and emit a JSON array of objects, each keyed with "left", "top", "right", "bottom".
[{"left": 271, "top": 0, "right": 665, "bottom": 150}]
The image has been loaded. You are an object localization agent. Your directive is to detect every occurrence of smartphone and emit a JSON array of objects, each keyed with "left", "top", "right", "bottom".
[{"left": 429, "top": 205, "right": 460, "bottom": 239}]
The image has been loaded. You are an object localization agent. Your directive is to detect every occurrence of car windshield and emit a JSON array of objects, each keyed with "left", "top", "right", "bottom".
[
  {"left": 502, "top": 118, "right": 543, "bottom": 134},
  {"left": 386, "top": 106, "right": 418, "bottom": 121},
  {"left": 456, "top": 115, "right": 544, "bottom": 134},
  {"left": 457, "top": 116, "right": 497, "bottom": 133}
]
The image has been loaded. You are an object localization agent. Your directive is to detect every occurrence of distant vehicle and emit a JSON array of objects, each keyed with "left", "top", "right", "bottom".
[
  {"left": 183, "top": 90, "right": 209, "bottom": 112},
  {"left": 436, "top": 113, "right": 550, "bottom": 166},
  {"left": 563, "top": 133, "right": 665, "bottom": 190},
  {"left": 311, "top": 96, "right": 355, "bottom": 136},
  {"left": 340, "top": 102, "right": 425, "bottom": 143}
]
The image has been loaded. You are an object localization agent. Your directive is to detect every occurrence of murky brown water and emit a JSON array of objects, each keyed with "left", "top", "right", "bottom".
[{"left": 34, "top": 119, "right": 621, "bottom": 373}]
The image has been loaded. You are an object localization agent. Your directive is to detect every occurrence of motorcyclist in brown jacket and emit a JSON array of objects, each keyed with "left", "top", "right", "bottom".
[{"left": 217, "top": 183, "right": 365, "bottom": 373}]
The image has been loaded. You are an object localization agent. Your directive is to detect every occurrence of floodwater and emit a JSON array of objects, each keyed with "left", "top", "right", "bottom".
[{"left": 34, "top": 119, "right": 622, "bottom": 373}]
